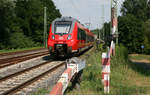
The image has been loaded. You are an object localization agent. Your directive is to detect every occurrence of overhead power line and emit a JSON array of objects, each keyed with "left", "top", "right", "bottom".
[{"left": 68, "top": 0, "right": 81, "bottom": 18}]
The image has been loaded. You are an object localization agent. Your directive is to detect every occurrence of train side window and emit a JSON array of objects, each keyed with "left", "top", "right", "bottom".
[
  {"left": 81, "top": 30, "right": 84, "bottom": 40},
  {"left": 77, "top": 28, "right": 82, "bottom": 40},
  {"left": 87, "top": 35, "right": 89, "bottom": 42},
  {"left": 78, "top": 28, "right": 87, "bottom": 41},
  {"left": 80, "top": 29, "right": 86, "bottom": 40},
  {"left": 82, "top": 30, "right": 86, "bottom": 40}
]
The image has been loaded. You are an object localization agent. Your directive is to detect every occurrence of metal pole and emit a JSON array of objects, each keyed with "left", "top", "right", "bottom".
[
  {"left": 102, "top": 4, "right": 105, "bottom": 41},
  {"left": 111, "top": 0, "right": 118, "bottom": 45},
  {"left": 110, "top": 0, "right": 112, "bottom": 38},
  {"left": 116, "top": 2, "right": 118, "bottom": 45},
  {"left": 99, "top": 19, "right": 102, "bottom": 40},
  {"left": 99, "top": 24, "right": 101, "bottom": 39},
  {"left": 97, "top": 24, "right": 99, "bottom": 39},
  {"left": 89, "top": 18, "right": 91, "bottom": 30},
  {"left": 44, "top": 7, "right": 47, "bottom": 48}
]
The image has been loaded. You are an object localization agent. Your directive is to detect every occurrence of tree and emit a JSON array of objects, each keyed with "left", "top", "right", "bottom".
[
  {"left": 143, "top": 19, "right": 150, "bottom": 54},
  {"left": 118, "top": 14, "right": 144, "bottom": 53},
  {"left": 121, "top": 0, "right": 150, "bottom": 21},
  {"left": 40, "top": 0, "right": 61, "bottom": 29},
  {"left": 8, "top": 32, "right": 35, "bottom": 49},
  {"left": 15, "top": 0, "right": 61, "bottom": 44},
  {"left": 103, "top": 22, "right": 111, "bottom": 46},
  {"left": 15, "top": 0, "right": 44, "bottom": 43},
  {"left": 0, "top": 0, "right": 15, "bottom": 49},
  {"left": 0, "top": 0, "right": 62, "bottom": 49}
]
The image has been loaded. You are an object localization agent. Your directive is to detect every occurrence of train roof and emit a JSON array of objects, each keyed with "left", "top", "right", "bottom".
[
  {"left": 53, "top": 17, "right": 80, "bottom": 23},
  {"left": 52, "top": 17, "right": 94, "bottom": 36},
  {"left": 53, "top": 17, "right": 86, "bottom": 27}
]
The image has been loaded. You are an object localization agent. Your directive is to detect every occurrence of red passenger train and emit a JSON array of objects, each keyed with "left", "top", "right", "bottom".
[{"left": 47, "top": 17, "right": 94, "bottom": 57}]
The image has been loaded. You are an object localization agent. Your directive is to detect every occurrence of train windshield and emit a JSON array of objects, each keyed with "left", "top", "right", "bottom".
[{"left": 54, "top": 21, "right": 72, "bottom": 34}]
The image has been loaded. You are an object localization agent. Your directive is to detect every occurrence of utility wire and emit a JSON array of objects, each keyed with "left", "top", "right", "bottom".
[{"left": 68, "top": 0, "right": 81, "bottom": 19}]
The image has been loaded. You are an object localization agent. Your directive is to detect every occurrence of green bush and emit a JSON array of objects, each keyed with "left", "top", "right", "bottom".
[
  {"left": 0, "top": 43, "right": 6, "bottom": 49},
  {"left": 8, "top": 32, "right": 35, "bottom": 49}
]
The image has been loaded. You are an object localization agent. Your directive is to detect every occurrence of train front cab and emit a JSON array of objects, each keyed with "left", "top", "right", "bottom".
[{"left": 47, "top": 20, "right": 79, "bottom": 56}]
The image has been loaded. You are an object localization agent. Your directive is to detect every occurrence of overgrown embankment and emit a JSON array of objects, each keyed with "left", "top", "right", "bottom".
[
  {"left": 66, "top": 45, "right": 150, "bottom": 95},
  {"left": 0, "top": 46, "right": 44, "bottom": 54}
]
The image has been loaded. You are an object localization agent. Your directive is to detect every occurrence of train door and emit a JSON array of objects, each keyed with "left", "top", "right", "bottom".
[{"left": 77, "top": 28, "right": 82, "bottom": 48}]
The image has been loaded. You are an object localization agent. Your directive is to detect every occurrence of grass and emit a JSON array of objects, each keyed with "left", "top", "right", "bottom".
[
  {"left": 65, "top": 51, "right": 103, "bottom": 95},
  {"left": 0, "top": 46, "right": 44, "bottom": 54},
  {"left": 29, "top": 45, "right": 150, "bottom": 95},
  {"left": 65, "top": 45, "right": 150, "bottom": 95},
  {"left": 30, "top": 88, "right": 50, "bottom": 95},
  {"left": 129, "top": 54, "right": 150, "bottom": 61}
]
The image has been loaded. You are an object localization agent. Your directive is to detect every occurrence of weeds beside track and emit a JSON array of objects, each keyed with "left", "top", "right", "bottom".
[{"left": 66, "top": 45, "right": 150, "bottom": 95}]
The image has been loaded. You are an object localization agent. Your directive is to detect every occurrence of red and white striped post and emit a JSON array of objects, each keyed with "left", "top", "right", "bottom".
[
  {"left": 102, "top": 53, "right": 110, "bottom": 94},
  {"left": 112, "top": 41, "right": 115, "bottom": 56},
  {"left": 112, "top": 18, "right": 117, "bottom": 35},
  {"left": 104, "top": 73, "right": 110, "bottom": 93},
  {"left": 49, "top": 58, "right": 85, "bottom": 95},
  {"left": 109, "top": 41, "right": 115, "bottom": 56},
  {"left": 49, "top": 82, "right": 63, "bottom": 95},
  {"left": 101, "top": 0, "right": 117, "bottom": 93}
]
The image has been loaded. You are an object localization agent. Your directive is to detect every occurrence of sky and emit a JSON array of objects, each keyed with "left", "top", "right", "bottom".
[{"left": 52, "top": 0, "right": 124, "bottom": 30}]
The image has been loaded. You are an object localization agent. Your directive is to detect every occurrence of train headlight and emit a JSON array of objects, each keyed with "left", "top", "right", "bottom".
[
  {"left": 52, "top": 35, "right": 55, "bottom": 40},
  {"left": 67, "top": 35, "right": 71, "bottom": 40}
]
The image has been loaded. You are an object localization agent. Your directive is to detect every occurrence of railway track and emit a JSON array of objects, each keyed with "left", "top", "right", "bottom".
[
  {"left": 0, "top": 47, "right": 93, "bottom": 95},
  {"left": 0, "top": 61, "right": 65, "bottom": 95},
  {"left": 0, "top": 48, "right": 46, "bottom": 58},
  {"left": 0, "top": 48, "right": 49, "bottom": 68}
]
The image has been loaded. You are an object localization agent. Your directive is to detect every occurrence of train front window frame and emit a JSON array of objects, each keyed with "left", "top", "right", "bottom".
[{"left": 54, "top": 21, "right": 72, "bottom": 35}]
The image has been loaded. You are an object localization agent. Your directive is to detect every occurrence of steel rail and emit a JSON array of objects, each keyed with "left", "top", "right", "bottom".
[
  {"left": 0, "top": 61, "right": 65, "bottom": 95},
  {"left": 0, "top": 61, "right": 52, "bottom": 82},
  {"left": 0, "top": 51, "right": 49, "bottom": 68}
]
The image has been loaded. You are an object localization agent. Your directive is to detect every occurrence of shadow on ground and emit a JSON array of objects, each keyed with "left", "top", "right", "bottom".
[
  {"left": 42, "top": 46, "right": 93, "bottom": 61},
  {"left": 128, "top": 60, "right": 150, "bottom": 76},
  {"left": 42, "top": 55, "right": 67, "bottom": 61}
]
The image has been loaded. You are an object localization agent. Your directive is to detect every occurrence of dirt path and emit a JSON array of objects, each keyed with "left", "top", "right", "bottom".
[
  {"left": 128, "top": 57, "right": 150, "bottom": 95},
  {"left": 131, "top": 59, "right": 150, "bottom": 64}
]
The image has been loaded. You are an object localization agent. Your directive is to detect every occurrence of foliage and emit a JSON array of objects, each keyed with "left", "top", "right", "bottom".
[
  {"left": 0, "top": 0, "right": 15, "bottom": 49},
  {"left": 91, "top": 29, "right": 100, "bottom": 36},
  {"left": 91, "top": 22, "right": 111, "bottom": 46},
  {"left": 15, "top": 0, "right": 44, "bottom": 40},
  {"left": 143, "top": 19, "right": 150, "bottom": 54},
  {"left": 103, "top": 22, "right": 111, "bottom": 46},
  {"left": 0, "top": 46, "right": 43, "bottom": 54},
  {"left": 119, "top": 0, "right": 150, "bottom": 54},
  {"left": 8, "top": 32, "right": 35, "bottom": 49},
  {"left": 118, "top": 14, "right": 144, "bottom": 53},
  {"left": 121, "top": 0, "right": 150, "bottom": 21},
  {"left": 65, "top": 45, "right": 150, "bottom": 95},
  {"left": 40, "top": 0, "right": 61, "bottom": 29},
  {"left": 0, "top": 0, "right": 61, "bottom": 50},
  {"left": 30, "top": 88, "right": 49, "bottom": 95},
  {"left": 15, "top": 0, "right": 61, "bottom": 43}
]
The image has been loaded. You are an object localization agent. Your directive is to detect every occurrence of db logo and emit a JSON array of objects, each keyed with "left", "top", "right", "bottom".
[{"left": 59, "top": 37, "right": 63, "bottom": 40}]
